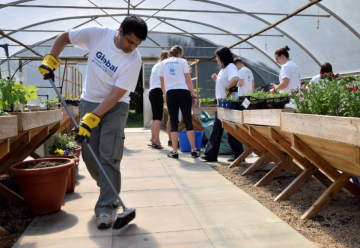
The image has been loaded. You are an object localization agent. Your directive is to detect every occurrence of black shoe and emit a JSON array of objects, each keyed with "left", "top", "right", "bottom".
[
  {"left": 168, "top": 151, "right": 179, "bottom": 159},
  {"left": 191, "top": 149, "right": 201, "bottom": 158},
  {"left": 201, "top": 156, "right": 217, "bottom": 162},
  {"left": 168, "top": 140, "right": 172, "bottom": 147},
  {"left": 227, "top": 155, "right": 235, "bottom": 162}
]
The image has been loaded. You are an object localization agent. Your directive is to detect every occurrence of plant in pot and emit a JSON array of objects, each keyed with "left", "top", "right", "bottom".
[
  {"left": 229, "top": 97, "right": 240, "bottom": 110},
  {"left": 45, "top": 99, "right": 61, "bottom": 110},
  {"left": 8, "top": 158, "right": 74, "bottom": 214},
  {"left": 0, "top": 78, "right": 38, "bottom": 112},
  {"left": 48, "top": 133, "right": 80, "bottom": 157},
  {"left": 199, "top": 98, "right": 216, "bottom": 107}
]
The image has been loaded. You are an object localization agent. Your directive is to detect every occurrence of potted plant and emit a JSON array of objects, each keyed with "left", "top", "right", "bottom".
[
  {"left": 48, "top": 133, "right": 79, "bottom": 155},
  {"left": 199, "top": 98, "right": 216, "bottom": 107},
  {"left": 8, "top": 158, "right": 74, "bottom": 214},
  {"left": 45, "top": 99, "right": 61, "bottom": 110},
  {"left": 229, "top": 97, "right": 240, "bottom": 110}
]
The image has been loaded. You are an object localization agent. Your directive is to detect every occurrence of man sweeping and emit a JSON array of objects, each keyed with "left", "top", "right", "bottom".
[{"left": 38, "top": 16, "right": 148, "bottom": 228}]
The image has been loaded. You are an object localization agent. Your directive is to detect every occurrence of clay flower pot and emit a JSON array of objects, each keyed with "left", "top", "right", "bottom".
[
  {"left": 41, "top": 156, "right": 79, "bottom": 193},
  {"left": 8, "top": 158, "right": 74, "bottom": 215}
]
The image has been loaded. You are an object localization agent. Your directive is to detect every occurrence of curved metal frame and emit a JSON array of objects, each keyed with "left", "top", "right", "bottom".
[{"left": 1, "top": 13, "right": 281, "bottom": 68}]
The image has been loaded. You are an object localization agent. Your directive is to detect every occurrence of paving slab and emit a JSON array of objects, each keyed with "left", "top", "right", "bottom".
[{"left": 14, "top": 129, "right": 316, "bottom": 248}]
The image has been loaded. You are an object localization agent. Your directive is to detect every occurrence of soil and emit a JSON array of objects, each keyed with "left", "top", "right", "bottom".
[
  {"left": 17, "top": 160, "right": 68, "bottom": 169},
  {"left": 211, "top": 162, "right": 360, "bottom": 248},
  {"left": 0, "top": 173, "right": 35, "bottom": 248}
]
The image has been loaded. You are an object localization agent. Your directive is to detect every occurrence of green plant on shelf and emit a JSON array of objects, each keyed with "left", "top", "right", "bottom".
[
  {"left": 45, "top": 99, "right": 60, "bottom": 110},
  {"left": 193, "top": 88, "right": 202, "bottom": 98},
  {"left": 0, "top": 78, "right": 38, "bottom": 111},
  {"left": 0, "top": 110, "right": 8, "bottom": 116},
  {"left": 230, "top": 97, "right": 239, "bottom": 102},
  {"left": 199, "top": 98, "right": 215, "bottom": 104}
]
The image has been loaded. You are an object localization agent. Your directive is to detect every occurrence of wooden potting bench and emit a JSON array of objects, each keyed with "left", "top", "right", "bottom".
[{"left": 0, "top": 110, "right": 63, "bottom": 205}]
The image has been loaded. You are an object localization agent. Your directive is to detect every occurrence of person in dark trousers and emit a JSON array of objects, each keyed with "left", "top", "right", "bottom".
[
  {"left": 149, "top": 50, "right": 169, "bottom": 149},
  {"left": 158, "top": 45, "right": 200, "bottom": 159},
  {"left": 201, "top": 47, "right": 244, "bottom": 162},
  {"left": 38, "top": 16, "right": 148, "bottom": 228}
]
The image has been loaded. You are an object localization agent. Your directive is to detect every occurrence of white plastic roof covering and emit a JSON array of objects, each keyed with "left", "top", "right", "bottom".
[{"left": 1, "top": 0, "right": 360, "bottom": 79}]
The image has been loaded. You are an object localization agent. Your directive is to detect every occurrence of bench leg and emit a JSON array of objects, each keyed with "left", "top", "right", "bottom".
[
  {"left": 242, "top": 151, "right": 271, "bottom": 176},
  {"left": 255, "top": 155, "right": 291, "bottom": 187},
  {"left": 229, "top": 146, "right": 254, "bottom": 168}
]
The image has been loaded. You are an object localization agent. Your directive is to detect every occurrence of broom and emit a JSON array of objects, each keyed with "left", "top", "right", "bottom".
[{"left": 48, "top": 77, "right": 135, "bottom": 230}]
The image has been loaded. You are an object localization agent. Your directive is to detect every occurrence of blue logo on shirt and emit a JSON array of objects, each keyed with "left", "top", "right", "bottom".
[
  {"left": 168, "top": 64, "right": 176, "bottom": 75},
  {"left": 92, "top": 51, "right": 118, "bottom": 77}
]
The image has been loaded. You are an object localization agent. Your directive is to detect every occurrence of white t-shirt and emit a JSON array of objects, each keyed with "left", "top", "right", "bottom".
[
  {"left": 310, "top": 74, "right": 321, "bottom": 84},
  {"left": 69, "top": 27, "right": 142, "bottom": 103},
  {"left": 279, "top": 60, "right": 301, "bottom": 93},
  {"left": 149, "top": 63, "right": 161, "bottom": 90},
  {"left": 216, "top": 63, "right": 239, "bottom": 99},
  {"left": 238, "top": 67, "right": 254, "bottom": 96},
  {"left": 157, "top": 57, "right": 189, "bottom": 92}
]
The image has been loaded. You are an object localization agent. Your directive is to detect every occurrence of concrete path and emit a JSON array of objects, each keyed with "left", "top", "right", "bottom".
[{"left": 13, "top": 129, "right": 316, "bottom": 248}]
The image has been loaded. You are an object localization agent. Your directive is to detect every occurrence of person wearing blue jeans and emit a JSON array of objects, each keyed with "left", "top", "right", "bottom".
[
  {"left": 37, "top": 16, "right": 148, "bottom": 228},
  {"left": 202, "top": 47, "right": 244, "bottom": 162}
]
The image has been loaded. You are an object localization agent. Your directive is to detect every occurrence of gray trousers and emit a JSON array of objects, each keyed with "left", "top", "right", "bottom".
[{"left": 79, "top": 100, "right": 129, "bottom": 216}]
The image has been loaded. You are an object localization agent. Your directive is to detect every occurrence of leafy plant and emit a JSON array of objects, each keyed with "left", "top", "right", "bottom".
[
  {"left": 0, "top": 110, "right": 8, "bottom": 116},
  {"left": 48, "top": 133, "right": 78, "bottom": 153},
  {"left": 45, "top": 99, "right": 60, "bottom": 110},
  {"left": 194, "top": 88, "right": 202, "bottom": 98},
  {"left": 199, "top": 98, "right": 215, "bottom": 104},
  {"left": 0, "top": 78, "right": 38, "bottom": 111},
  {"left": 230, "top": 97, "right": 239, "bottom": 102}
]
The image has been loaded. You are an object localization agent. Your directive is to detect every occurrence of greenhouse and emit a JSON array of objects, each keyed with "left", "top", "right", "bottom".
[{"left": 0, "top": 0, "right": 360, "bottom": 247}]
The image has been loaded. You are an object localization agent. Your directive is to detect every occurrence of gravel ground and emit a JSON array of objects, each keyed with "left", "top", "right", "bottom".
[
  {"left": 211, "top": 161, "right": 360, "bottom": 248},
  {"left": 0, "top": 173, "right": 35, "bottom": 248}
]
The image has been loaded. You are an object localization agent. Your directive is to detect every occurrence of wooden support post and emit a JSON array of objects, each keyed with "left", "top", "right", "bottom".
[
  {"left": 65, "top": 65, "right": 68, "bottom": 98},
  {"left": 292, "top": 135, "right": 360, "bottom": 200},
  {"left": 18, "top": 59, "right": 23, "bottom": 85},
  {"left": 301, "top": 173, "right": 352, "bottom": 219},
  {"left": 0, "top": 138, "right": 10, "bottom": 160},
  {"left": 249, "top": 126, "right": 284, "bottom": 160},
  {"left": 30, "top": 152, "right": 41, "bottom": 159},
  {"left": 229, "top": 147, "right": 254, "bottom": 168},
  {"left": 58, "top": 64, "right": 61, "bottom": 87},
  {"left": 242, "top": 151, "right": 271, "bottom": 175},
  {"left": 0, "top": 226, "right": 10, "bottom": 236},
  {"left": 275, "top": 164, "right": 319, "bottom": 201},
  {"left": 71, "top": 66, "right": 74, "bottom": 95},
  {"left": 255, "top": 155, "right": 291, "bottom": 187},
  {"left": 195, "top": 59, "right": 199, "bottom": 98},
  {"left": 223, "top": 122, "right": 253, "bottom": 149},
  {"left": 234, "top": 125, "right": 268, "bottom": 156},
  {"left": 0, "top": 183, "right": 26, "bottom": 206}
]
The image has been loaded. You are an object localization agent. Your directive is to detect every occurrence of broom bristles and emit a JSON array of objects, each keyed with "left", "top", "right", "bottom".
[{"left": 113, "top": 208, "right": 136, "bottom": 230}]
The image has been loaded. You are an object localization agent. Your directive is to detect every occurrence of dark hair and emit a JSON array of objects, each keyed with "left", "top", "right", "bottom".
[
  {"left": 215, "top": 47, "right": 234, "bottom": 68},
  {"left": 169, "top": 45, "right": 183, "bottom": 57},
  {"left": 120, "top": 15, "right": 148, "bottom": 40},
  {"left": 234, "top": 57, "right": 243, "bottom": 65},
  {"left": 274, "top": 45, "right": 290, "bottom": 59},
  {"left": 320, "top": 62, "right": 333, "bottom": 75},
  {"left": 159, "top": 50, "right": 169, "bottom": 62}
]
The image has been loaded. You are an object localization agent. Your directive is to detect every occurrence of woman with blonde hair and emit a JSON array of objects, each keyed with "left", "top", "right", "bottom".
[
  {"left": 158, "top": 45, "right": 200, "bottom": 159},
  {"left": 148, "top": 50, "right": 169, "bottom": 148}
]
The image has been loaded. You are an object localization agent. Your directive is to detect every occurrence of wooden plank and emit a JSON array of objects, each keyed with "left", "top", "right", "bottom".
[
  {"left": 235, "top": 125, "right": 268, "bottom": 155},
  {"left": 232, "top": 110, "right": 243, "bottom": 124},
  {"left": 249, "top": 126, "right": 285, "bottom": 160},
  {"left": 9, "top": 110, "right": 62, "bottom": 131},
  {"left": 243, "top": 109, "right": 293, "bottom": 127},
  {"left": 242, "top": 151, "right": 271, "bottom": 175},
  {"left": 229, "top": 146, "right": 253, "bottom": 168},
  {"left": 292, "top": 135, "right": 360, "bottom": 200},
  {"left": 217, "top": 107, "right": 226, "bottom": 121},
  {"left": 301, "top": 173, "right": 352, "bottom": 219},
  {"left": 0, "top": 226, "right": 9, "bottom": 236},
  {"left": 281, "top": 112, "right": 360, "bottom": 147},
  {"left": 255, "top": 155, "right": 292, "bottom": 187},
  {"left": 0, "top": 138, "right": 10, "bottom": 160},
  {"left": 30, "top": 152, "right": 41, "bottom": 159},
  {"left": 0, "top": 183, "right": 26, "bottom": 206},
  {"left": 223, "top": 109, "right": 233, "bottom": 122},
  {"left": 0, "top": 115, "right": 18, "bottom": 139},
  {"left": 275, "top": 164, "right": 318, "bottom": 201},
  {"left": 223, "top": 121, "right": 252, "bottom": 148},
  {"left": 355, "top": 148, "right": 360, "bottom": 166}
]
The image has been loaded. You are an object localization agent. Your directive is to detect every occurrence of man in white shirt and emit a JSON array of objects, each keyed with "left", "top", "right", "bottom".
[
  {"left": 234, "top": 58, "right": 254, "bottom": 96},
  {"left": 38, "top": 16, "right": 148, "bottom": 228}
]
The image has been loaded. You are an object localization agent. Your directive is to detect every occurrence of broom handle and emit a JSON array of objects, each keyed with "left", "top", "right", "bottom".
[{"left": 49, "top": 77, "right": 127, "bottom": 211}]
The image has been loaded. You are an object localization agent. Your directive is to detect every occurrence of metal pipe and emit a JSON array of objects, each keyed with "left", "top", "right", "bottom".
[
  {"left": 0, "top": 29, "right": 284, "bottom": 37},
  {"left": 0, "top": 4, "right": 331, "bottom": 17},
  {"left": 0, "top": 30, "right": 43, "bottom": 57}
]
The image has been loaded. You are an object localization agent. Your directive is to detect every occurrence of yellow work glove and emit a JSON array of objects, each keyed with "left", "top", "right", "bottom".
[
  {"left": 74, "top": 113, "right": 101, "bottom": 143},
  {"left": 225, "top": 86, "right": 238, "bottom": 99},
  {"left": 37, "top": 54, "right": 60, "bottom": 81}
]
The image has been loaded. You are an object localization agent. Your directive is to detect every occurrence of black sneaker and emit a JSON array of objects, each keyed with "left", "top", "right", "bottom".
[
  {"left": 191, "top": 149, "right": 201, "bottom": 158},
  {"left": 227, "top": 155, "right": 235, "bottom": 162},
  {"left": 168, "top": 151, "right": 179, "bottom": 159},
  {"left": 168, "top": 140, "right": 172, "bottom": 147}
]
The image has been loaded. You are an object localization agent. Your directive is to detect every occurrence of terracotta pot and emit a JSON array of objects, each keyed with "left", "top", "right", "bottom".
[
  {"left": 75, "top": 146, "right": 81, "bottom": 158},
  {"left": 8, "top": 158, "right": 74, "bottom": 215},
  {"left": 41, "top": 156, "right": 79, "bottom": 193}
]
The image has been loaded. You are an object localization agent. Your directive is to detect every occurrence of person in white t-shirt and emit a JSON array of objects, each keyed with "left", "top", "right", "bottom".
[
  {"left": 234, "top": 57, "right": 255, "bottom": 96},
  {"left": 310, "top": 62, "right": 333, "bottom": 84},
  {"left": 149, "top": 50, "right": 169, "bottom": 149},
  {"left": 158, "top": 45, "right": 200, "bottom": 159},
  {"left": 270, "top": 46, "right": 301, "bottom": 94},
  {"left": 37, "top": 16, "right": 148, "bottom": 228},
  {"left": 201, "top": 47, "right": 244, "bottom": 163}
]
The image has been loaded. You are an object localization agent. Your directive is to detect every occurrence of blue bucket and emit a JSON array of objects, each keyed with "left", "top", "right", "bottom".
[{"left": 178, "top": 131, "right": 203, "bottom": 152}]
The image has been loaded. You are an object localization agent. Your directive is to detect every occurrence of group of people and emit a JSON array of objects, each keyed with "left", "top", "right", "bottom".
[{"left": 37, "top": 14, "right": 334, "bottom": 229}]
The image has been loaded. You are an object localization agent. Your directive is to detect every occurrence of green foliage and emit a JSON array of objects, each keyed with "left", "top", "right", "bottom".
[
  {"left": 230, "top": 97, "right": 239, "bottom": 102},
  {"left": 194, "top": 88, "right": 202, "bottom": 98},
  {"left": 129, "top": 69, "right": 143, "bottom": 114},
  {"left": 199, "top": 98, "right": 215, "bottom": 104},
  {"left": 45, "top": 99, "right": 60, "bottom": 110},
  {"left": 0, "top": 110, "right": 8, "bottom": 116},
  {"left": 48, "top": 133, "right": 77, "bottom": 153},
  {"left": 126, "top": 110, "right": 143, "bottom": 128},
  {"left": 0, "top": 78, "right": 38, "bottom": 111},
  {"left": 289, "top": 74, "right": 360, "bottom": 117}
]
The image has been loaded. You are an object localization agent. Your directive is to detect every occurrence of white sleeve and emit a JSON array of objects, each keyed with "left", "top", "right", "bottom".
[
  {"left": 182, "top": 59, "right": 190, "bottom": 73},
  {"left": 238, "top": 70, "right": 244, "bottom": 79},
  {"left": 280, "top": 64, "right": 291, "bottom": 80},
  {"left": 157, "top": 62, "right": 164, "bottom": 77},
  {"left": 114, "top": 62, "right": 141, "bottom": 92},
  {"left": 69, "top": 27, "right": 96, "bottom": 51},
  {"left": 227, "top": 64, "right": 239, "bottom": 81},
  {"left": 250, "top": 70, "right": 254, "bottom": 81}
]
